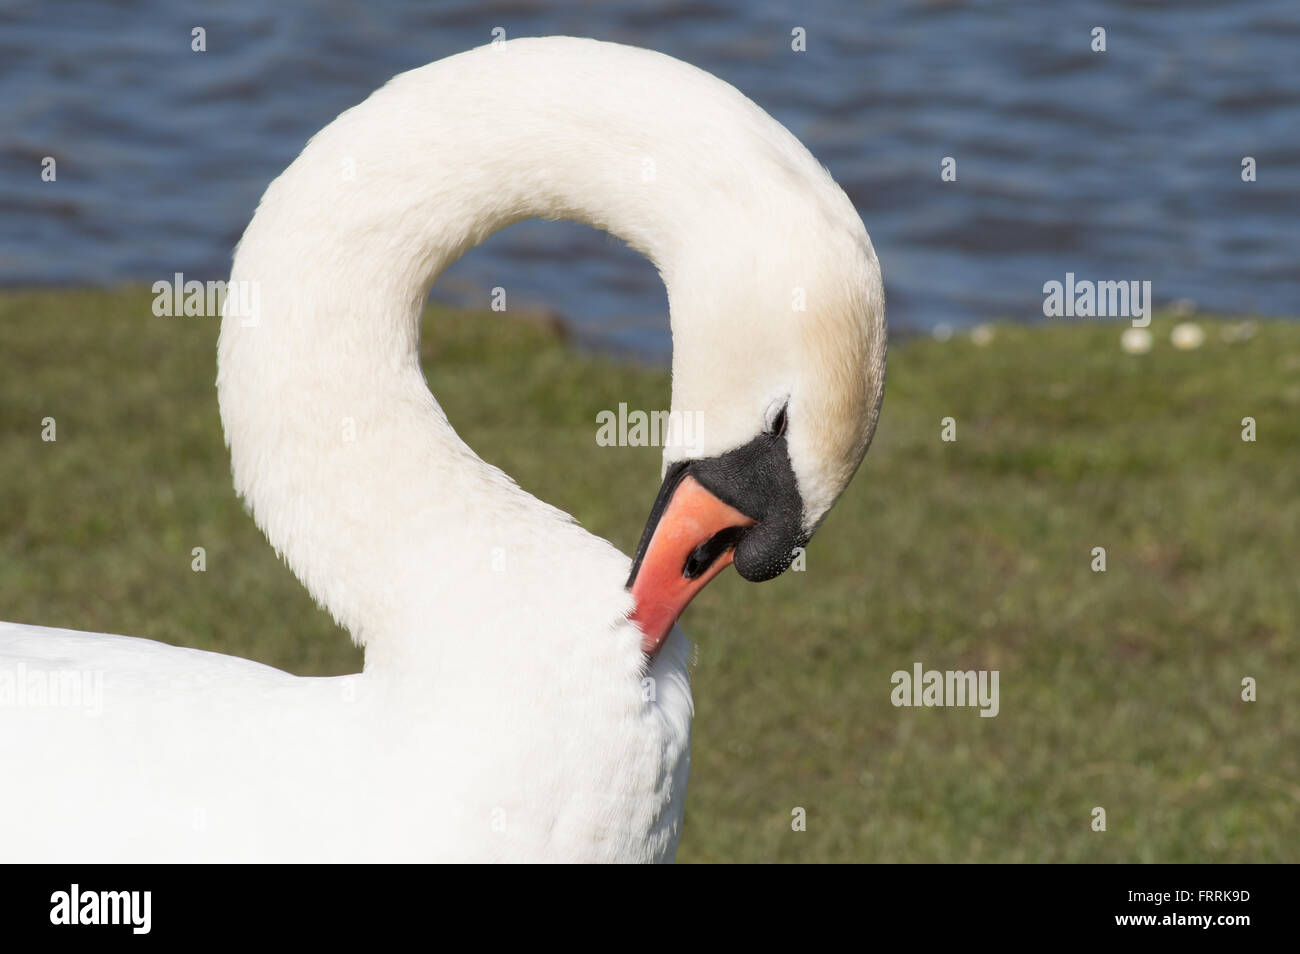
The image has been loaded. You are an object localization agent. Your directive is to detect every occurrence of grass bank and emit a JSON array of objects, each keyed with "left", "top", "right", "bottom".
[{"left": 1, "top": 287, "right": 1296, "bottom": 862}]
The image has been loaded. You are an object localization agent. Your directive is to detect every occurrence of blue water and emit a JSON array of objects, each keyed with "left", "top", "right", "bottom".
[{"left": 3, "top": 0, "right": 1297, "bottom": 357}]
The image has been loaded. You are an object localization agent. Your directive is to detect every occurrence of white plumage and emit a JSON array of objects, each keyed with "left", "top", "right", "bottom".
[{"left": 0, "top": 37, "right": 884, "bottom": 862}]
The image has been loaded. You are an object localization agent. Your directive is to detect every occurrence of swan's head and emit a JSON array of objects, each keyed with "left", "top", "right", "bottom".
[{"left": 628, "top": 215, "right": 886, "bottom": 656}]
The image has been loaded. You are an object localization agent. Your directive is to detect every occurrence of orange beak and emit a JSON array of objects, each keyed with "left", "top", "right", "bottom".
[{"left": 627, "top": 474, "right": 756, "bottom": 658}]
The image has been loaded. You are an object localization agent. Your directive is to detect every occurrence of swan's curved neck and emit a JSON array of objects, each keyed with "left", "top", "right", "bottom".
[{"left": 217, "top": 39, "right": 843, "bottom": 661}]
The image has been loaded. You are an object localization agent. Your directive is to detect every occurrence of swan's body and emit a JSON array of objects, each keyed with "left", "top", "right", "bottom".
[
  {"left": 0, "top": 619, "right": 691, "bottom": 862},
  {"left": 0, "top": 37, "right": 884, "bottom": 862}
]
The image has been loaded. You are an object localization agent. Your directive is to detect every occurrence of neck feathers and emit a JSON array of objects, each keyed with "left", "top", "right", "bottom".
[{"left": 216, "top": 38, "right": 839, "bottom": 655}]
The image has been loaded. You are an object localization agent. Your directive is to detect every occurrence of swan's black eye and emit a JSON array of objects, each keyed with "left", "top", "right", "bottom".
[{"left": 766, "top": 405, "right": 788, "bottom": 438}]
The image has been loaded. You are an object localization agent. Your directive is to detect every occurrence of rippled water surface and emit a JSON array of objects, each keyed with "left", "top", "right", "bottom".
[{"left": 2, "top": 1, "right": 1297, "bottom": 355}]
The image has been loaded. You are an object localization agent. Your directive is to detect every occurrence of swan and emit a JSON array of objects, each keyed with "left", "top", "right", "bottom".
[{"left": 0, "top": 36, "right": 885, "bottom": 862}]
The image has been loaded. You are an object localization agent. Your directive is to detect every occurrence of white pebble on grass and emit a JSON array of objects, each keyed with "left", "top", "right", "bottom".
[
  {"left": 1171, "top": 322, "right": 1206, "bottom": 351},
  {"left": 1121, "top": 327, "right": 1153, "bottom": 354}
]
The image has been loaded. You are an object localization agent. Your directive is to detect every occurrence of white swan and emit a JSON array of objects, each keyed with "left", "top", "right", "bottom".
[{"left": 0, "top": 37, "right": 885, "bottom": 862}]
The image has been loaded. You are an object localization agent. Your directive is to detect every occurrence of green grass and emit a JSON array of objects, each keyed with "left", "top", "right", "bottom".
[{"left": 2, "top": 287, "right": 1297, "bottom": 862}]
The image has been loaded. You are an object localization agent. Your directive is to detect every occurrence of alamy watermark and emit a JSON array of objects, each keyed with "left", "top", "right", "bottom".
[
  {"left": 152, "top": 272, "right": 259, "bottom": 325},
  {"left": 891, "top": 662, "right": 999, "bottom": 717},
  {"left": 595, "top": 402, "right": 704, "bottom": 451},
  {"left": 1043, "top": 272, "right": 1151, "bottom": 327},
  {"left": 0, "top": 663, "right": 104, "bottom": 716},
  {"left": 50, "top": 884, "right": 151, "bottom": 934}
]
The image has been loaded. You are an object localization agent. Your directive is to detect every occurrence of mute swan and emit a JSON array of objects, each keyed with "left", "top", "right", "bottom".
[{"left": 0, "top": 37, "right": 885, "bottom": 862}]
